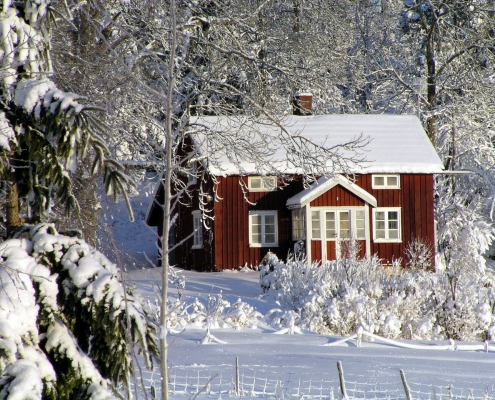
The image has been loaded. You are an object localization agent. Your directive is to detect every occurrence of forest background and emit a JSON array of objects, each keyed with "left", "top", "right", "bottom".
[
  {"left": 1, "top": 1, "right": 495, "bottom": 399},
  {"left": 31, "top": 0, "right": 495, "bottom": 277}
]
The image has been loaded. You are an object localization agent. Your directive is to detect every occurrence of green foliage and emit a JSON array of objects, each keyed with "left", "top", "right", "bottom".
[
  {"left": 0, "top": 0, "right": 135, "bottom": 233},
  {"left": 4, "top": 79, "right": 135, "bottom": 224},
  {"left": 0, "top": 224, "right": 159, "bottom": 399}
]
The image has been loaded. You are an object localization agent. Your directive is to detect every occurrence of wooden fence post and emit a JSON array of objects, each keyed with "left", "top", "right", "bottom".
[
  {"left": 356, "top": 326, "right": 363, "bottom": 348},
  {"left": 400, "top": 369, "right": 413, "bottom": 400},
  {"left": 337, "top": 361, "right": 348, "bottom": 400}
]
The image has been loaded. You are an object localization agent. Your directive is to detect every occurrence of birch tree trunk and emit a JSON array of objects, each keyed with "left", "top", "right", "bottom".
[{"left": 160, "top": 1, "right": 177, "bottom": 398}]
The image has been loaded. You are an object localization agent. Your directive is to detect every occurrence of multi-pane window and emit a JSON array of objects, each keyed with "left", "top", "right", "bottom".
[
  {"left": 192, "top": 210, "right": 203, "bottom": 249},
  {"left": 372, "top": 174, "right": 400, "bottom": 189},
  {"left": 291, "top": 208, "right": 306, "bottom": 240},
  {"left": 325, "top": 211, "right": 336, "bottom": 239},
  {"left": 311, "top": 211, "right": 321, "bottom": 239},
  {"left": 248, "top": 176, "right": 277, "bottom": 192},
  {"left": 373, "top": 208, "right": 401, "bottom": 241},
  {"left": 249, "top": 211, "right": 278, "bottom": 246},
  {"left": 339, "top": 211, "right": 350, "bottom": 239},
  {"left": 355, "top": 210, "right": 365, "bottom": 239},
  {"left": 313, "top": 209, "right": 366, "bottom": 241}
]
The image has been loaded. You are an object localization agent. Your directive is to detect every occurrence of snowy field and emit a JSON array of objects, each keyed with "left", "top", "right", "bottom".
[
  {"left": 126, "top": 268, "right": 495, "bottom": 400},
  {"left": 105, "top": 177, "right": 495, "bottom": 399}
]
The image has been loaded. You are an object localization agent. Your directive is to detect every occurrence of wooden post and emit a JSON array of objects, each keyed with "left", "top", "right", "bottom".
[
  {"left": 356, "top": 326, "right": 363, "bottom": 348},
  {"left": 400, "top": 369, "right": 413, "bottom": 400},
  {"left": 337, "top": 361, "right": 348, "bottom": 400},
  {"left": 235, "top": 356, "right": 240, "bottom": 396},
  {"left": 447, "top": 384, "right": 453, "bottom": 400}
]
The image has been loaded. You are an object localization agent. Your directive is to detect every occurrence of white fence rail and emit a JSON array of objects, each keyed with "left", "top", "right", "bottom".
[
  {"left": 133, "top": 330, "right": 495, "bottom": 399},
  {"left": 135, "top": 361, "right": 495, "bottom": 400}
]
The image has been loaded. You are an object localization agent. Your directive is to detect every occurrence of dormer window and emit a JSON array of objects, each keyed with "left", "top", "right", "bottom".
[
  {"left": 248, "top": 176, "right": 277, "bottom": 192},
  {"left": 372, "top": 174, "right": 400, "bottom": 189}
]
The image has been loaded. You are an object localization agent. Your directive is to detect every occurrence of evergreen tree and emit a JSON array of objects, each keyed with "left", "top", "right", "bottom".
[
  {"left": 0, "top": 0, "right": 134, "bottom": 236},
  {"left": 0, "top": 224, "right": 158, "bottom": 399}
]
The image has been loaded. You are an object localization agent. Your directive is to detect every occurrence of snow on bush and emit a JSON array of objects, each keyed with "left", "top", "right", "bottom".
[
  {"left": 149, "top": 291, "right": 262, "bottom": 331},
  {"left": 0, "top": 224, "right": 158, "bottom": 399},
  {"left": 260, "top": 248, "right": 495, "bottom": 341}
]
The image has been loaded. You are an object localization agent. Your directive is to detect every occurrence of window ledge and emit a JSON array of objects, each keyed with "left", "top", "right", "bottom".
[
  {"left": 249, "top": 244, "right": 279, "bottom": 248},
  {"left": 323, "top": 238, "right": 366, "bottom": 242},
  {"left": 373, "top": 239, "right": 402, "bottom": 243},
  {"left": 191, "top": 244, "right": 203, "bottom": 250}
]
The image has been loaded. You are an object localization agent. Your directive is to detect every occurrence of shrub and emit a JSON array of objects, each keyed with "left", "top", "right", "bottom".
[{"left": 261, "top": 246, "right": 495, "bottom": 341}]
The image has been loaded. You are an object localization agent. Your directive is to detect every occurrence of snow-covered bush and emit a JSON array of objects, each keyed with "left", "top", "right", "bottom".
[
  {"left": 149, "top": 292, "right": 262, "bottom": 331},
  {"left": 0, "top": 224, "right": 158, "bottom": 399},
  {"left": 261, "top": 251, "right": 495, "bottom": 341},
  {"left": 405, "top": 238, "right": 434, "bottom": 271}
]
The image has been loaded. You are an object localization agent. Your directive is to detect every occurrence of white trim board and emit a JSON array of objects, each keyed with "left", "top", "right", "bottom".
[{"left": 286, "top": 175, "right": 377, "bottom": 209}]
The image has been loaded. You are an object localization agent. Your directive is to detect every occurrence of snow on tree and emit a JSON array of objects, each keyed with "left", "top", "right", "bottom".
[
  {"left": 261, "top": 250, "right": 495, "bottom": 341},
  {"left": 92, "top": 2, "right": 368, "bottom": 398},
  {"left": 0, "top": 224, "right": 157, "bottom": 399},
  {"left": 0, "top": 1, "right": 159, "bottom": 398},
  {"left": 396, "top": 0, "right": 495, "bottom": 275},
  {"left": 0, "top": 0, "right": 134, "bottom": 236}
]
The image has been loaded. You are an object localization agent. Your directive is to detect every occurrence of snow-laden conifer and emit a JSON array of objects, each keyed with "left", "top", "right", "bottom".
[
  {"left": 0, "top": 0, "right": 134, "bottom": 234},
  {"left": 0, "top": 224, "right": 158, "bottom": 399}
]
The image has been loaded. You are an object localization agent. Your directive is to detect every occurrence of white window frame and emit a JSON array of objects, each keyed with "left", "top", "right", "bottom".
[
  {"left": 248, "top": 176, "right": 277, "bottom": 192},
  {"left": 372, "top": 207, "right": 402, "bottom": 243},
  {"left": 291, "top": 208, "right": 306, "bottom": 240},
  {"left": 249, "top": 210, "right": 278, "bottom": 247},
  {"left": 372, "top": 174, "right": 400, "bottom": 189},
  {"left": 311, "top": 208, "right": 366, "bottom": 241},
  {"left": 192, "top": 210, "right": 203, "bottom": 249}
]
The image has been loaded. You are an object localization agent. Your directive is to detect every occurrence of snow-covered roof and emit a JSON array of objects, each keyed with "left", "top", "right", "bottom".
[
  {"left": 190, "top": 114, "right": 444, "bottom": 176},
  {"left": 286, "top": 175, "right": 377, "bottom": 209}
]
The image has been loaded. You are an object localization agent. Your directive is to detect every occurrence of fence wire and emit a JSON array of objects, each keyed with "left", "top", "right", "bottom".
[{"left": 131, "top": 364, "right": 495, "bottom": 400}]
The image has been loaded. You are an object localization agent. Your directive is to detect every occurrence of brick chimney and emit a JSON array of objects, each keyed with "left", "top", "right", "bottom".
[{"left": 292, "top": 93, "right": 313, "bottom": 116}]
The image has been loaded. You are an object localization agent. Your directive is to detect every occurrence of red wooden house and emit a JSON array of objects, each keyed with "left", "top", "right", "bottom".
[{"left": 147, "top": 112, "right": 444, "bottom": 271}]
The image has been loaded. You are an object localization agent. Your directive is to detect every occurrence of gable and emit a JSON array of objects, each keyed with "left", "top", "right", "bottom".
[
  {"left": 286, "top": 175, "right": 377, "bottom": 209},
  {"left": 310, "top": 184, "right": 365, "bottom": 207}
]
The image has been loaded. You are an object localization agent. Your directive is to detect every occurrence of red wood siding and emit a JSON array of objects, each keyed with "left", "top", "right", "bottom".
[
  {"left": 168, "top": 173, "right": 216, "bottom": 271},
  {"left": 358, "top": 174, "right": 434, "bottom": 265},
  {"left": 310, "top": 185, "right": 365, "bottom": 207},
  {"left": 311, "top": 240, "right": 322, "bottom": 264},
  {"left": 305, "top": 174, "right": 434, "bottom": 265},
  {"left": 152, "top": 173, "right": 436, "bottom": 270},
  {"left": 213, "top": 177, "right": 304, "bottom": 270},
  {"left": 326, "top": 241, "right": 336, "bottom": 261}
]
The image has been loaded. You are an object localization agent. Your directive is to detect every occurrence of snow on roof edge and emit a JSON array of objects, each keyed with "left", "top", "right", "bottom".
[{"left": 207, "top": 164, "right": 445, "bottom": 177}]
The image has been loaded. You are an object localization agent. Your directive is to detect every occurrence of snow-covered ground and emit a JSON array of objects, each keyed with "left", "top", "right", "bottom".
[
  {"left": 126, "top": 268, "right": 495, "bottom": 399},
  {"left": 99, "top": 171, "right": 159, "bottom": 270},
  {"left": 106, "top": 177, "right": 495, "bottom": 399}
]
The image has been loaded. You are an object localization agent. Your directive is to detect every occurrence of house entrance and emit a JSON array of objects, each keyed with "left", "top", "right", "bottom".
[{"left": 311, "top": 207, "right": 367, "bottom": 262}]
